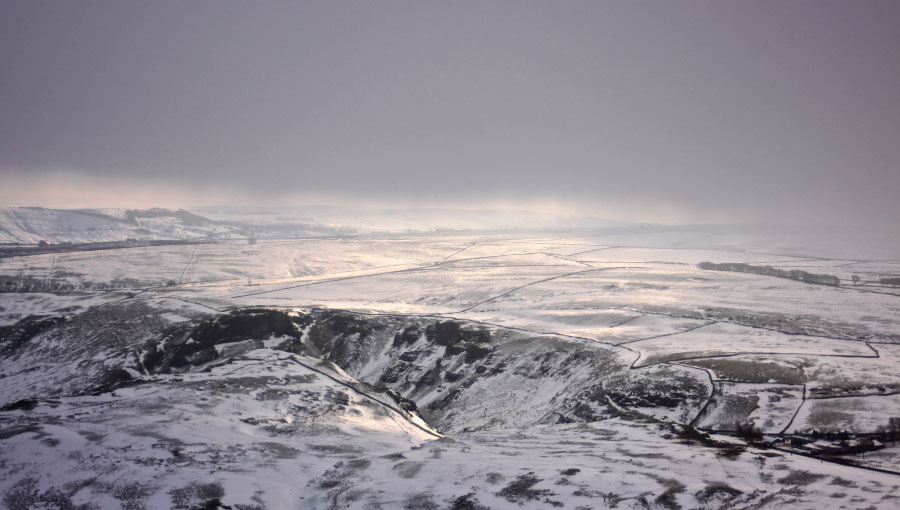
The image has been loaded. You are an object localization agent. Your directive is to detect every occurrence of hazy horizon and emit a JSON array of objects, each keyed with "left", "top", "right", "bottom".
[{"left": 3, "top": 1, "right": 899, "bottom": 229}]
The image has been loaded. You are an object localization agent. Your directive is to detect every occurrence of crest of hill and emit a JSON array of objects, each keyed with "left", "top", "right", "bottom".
[{"left": 0, "top": 207, "right": 234, "bottom": 244}]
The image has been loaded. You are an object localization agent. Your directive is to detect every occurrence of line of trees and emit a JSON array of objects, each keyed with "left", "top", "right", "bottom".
[
  {"left": 698, "top": 262, "right": 840, "bottom": 286},
  {"left": 734, "top": 421, "right": 763, "bottom": 442},
  {"left": 3, "top": 275, "right": 143, "bottom": 293},
  {"left": 875, "top": 417, "right": 900, "bottom": 441},
  {"left": 879, "top": 278, "right": 900, "bottom": 288}
]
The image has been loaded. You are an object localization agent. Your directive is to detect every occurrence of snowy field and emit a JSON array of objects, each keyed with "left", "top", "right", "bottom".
[{"left": 2, "top": 225, "right": 900, "bottom": 508}]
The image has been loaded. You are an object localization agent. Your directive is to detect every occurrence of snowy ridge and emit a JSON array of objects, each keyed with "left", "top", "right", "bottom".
[{"left": 0, "top": 207, "right": 242, "bottom": 244}]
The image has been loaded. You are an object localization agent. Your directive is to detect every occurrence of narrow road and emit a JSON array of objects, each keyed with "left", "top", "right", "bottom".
[
  {"left": 179, "top": 247, "right": 199, "bottom": 284},
  {"left": 45, "top": 255, "right": 56, "bottom": 289}
]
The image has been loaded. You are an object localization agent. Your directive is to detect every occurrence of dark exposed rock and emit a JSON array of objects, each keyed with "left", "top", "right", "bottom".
[
  {"left": 191, "top": 309, "right": 299, "bottom": 346},
  {"left": 93, "top": 367, "right": 133, "bottom": 392},
  {"left": 570, "top": 402, "right": 605, "bottom": 422},
  {"left": 399, "top": 350, "right": 425, "bottom": 362},
  {"left": 0, "top": 399, "right": 39, "bottom": 412},
  {"left": 424, "top": 321, "right": 490, "bottom": 347},
  {"left": 0, "top": 315, "right": 66, "bottom": 356},
  {"left": 378, "top": 363, "right": 412, "bottom": 385},
  {"left": 290, "top": 312, "right": 313, "bottom": 329},
  {"left": 306, "top": 311, "right": 391, "bottom": 370},
  {"left": 393, "top": 326, "right": 422, "bottom": 348},
  {"left": 464, "top": 343, "right": 492, "bottom": 363},
  {"left": 267, "top": 336, "right": 304, "bottom": 354},
  {"left": 145, "top": 308, "right": 302, "bottom": 373},
  {"left": 444, "top": 371, "right": 463, "bottom": 383},
  {"left": 443, "top": 344, "right": 466, "bottom": 357},
  {"left": 413, "top": 360, "right": 444, "bottom": 394}
]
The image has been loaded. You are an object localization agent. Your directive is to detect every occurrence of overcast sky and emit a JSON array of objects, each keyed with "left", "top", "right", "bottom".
[{"left": 2, "top": 1, "right": 898, "bottom": 227}]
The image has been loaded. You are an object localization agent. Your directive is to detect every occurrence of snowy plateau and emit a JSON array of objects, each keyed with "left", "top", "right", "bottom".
[{"left": 1, "top": 207, "right": 900, "bottom": 509}]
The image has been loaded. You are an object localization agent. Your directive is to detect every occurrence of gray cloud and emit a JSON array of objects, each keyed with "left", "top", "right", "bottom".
[{"left": 2, "top": 1, "right": 899, "bottom": 227}]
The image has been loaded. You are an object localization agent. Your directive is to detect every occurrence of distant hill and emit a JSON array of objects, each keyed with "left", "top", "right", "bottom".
[
  {"left": 0, "top": 207, "right": 244, "bottom": 244},
  {"left": 0, "top": 205, "right": 634, "bottom": 245}
]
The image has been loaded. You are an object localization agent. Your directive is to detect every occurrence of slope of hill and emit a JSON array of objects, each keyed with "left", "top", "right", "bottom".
[
  {"left": 3, "top": 225, "right": 900, "bottom": 508},
  {"left": 0, "top": 207, "right": 244, "bottom": 244}
]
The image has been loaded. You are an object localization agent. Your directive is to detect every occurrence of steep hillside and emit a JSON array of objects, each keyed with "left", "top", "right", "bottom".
[{"left": 304, "top": 311, "right": 710, "bottom": 431}]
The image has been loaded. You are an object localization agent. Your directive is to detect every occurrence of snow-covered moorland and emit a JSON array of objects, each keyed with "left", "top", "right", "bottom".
[{"left": 2, "top": 217, "right": 900, "bottom": 508}]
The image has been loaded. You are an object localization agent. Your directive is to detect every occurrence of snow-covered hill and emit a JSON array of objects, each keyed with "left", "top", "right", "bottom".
[
  {"left": 3, "top": 228, "right": 900, "bottom": 508},
  {"left": 2, "top": 302, "right": 898, "bottom": 509},
  {"left": 0, "top": 207, "right": 245, "bottom": 244},
  {"left": 0, "top": 205, "right": 635, "bottom": 245}
]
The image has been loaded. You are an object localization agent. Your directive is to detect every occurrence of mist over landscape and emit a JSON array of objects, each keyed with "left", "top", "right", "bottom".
[
  {"left": 2, "top": 2, "right": 900, "bottom": 509},
  {"left": 3, "top": 1, "right": 900, "bottom": 229}
]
